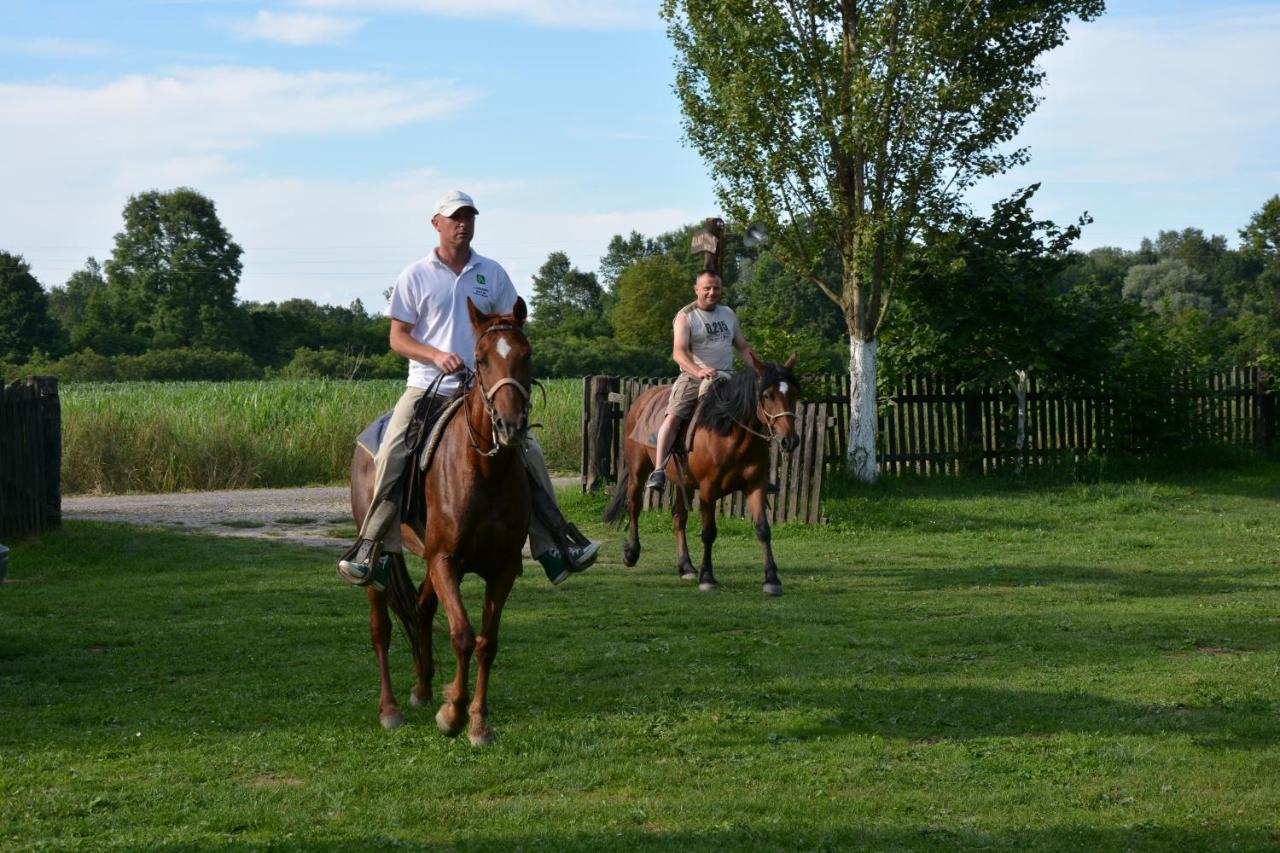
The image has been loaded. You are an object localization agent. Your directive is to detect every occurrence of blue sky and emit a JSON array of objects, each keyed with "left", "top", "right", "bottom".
[{"left": 2, "top": 1, "right": 1278, "bottom": 312}]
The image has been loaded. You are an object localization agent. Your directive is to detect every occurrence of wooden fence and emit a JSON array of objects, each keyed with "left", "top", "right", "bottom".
[
  {"left": 1, "top": 376, "right": 62, "bottom": 539},
  {"left": 582, "top": 369, "right": 1277, "bottom": 507},
  {"left": 811, "top": 368, "right": 1276, "bottom": 475},
  {"left": 581, "top": 376, "right": 830, "bottom": 524}
]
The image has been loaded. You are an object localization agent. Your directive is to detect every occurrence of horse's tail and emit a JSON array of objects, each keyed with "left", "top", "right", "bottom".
[
  {"left": 385, "top": 554, "right": 421, "bottom": 656},
  {"left": 601, "top": 464, "right": 630, "bottom": 527}
]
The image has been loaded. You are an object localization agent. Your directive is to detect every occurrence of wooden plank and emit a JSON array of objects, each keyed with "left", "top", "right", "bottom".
[{"left": 807, "top": 407, "right": 828, "bottom": 523}]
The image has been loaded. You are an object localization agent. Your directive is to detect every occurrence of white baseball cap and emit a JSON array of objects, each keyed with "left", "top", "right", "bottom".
[{"left": 433, "top": 189, "right": 478, "bottom": 217}]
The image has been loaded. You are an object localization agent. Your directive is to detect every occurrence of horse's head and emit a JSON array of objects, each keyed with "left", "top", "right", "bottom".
[
  {"left": 755, "top": 353, "right": 800, "bottom": 453},
  {"left": 467, "top": 296, "right": 532, "bottom": 448}
]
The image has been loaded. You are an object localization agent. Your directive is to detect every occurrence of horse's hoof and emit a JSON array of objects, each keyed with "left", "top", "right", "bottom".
[
  {"left": 699, "top": 580, "right": 720, "bottom": 592},
  {"left": 380, "top": 713, "right": 405, "bottom": 730},
  {"left": 678, "top": 560, "right": 696, "bottom": 580},
  {"left": 410, "top": 687, "right": 429, "bottom": 707},
  {"left": 468, "top": 727, "right": 495, "bottom": 747},
  {"left": 623, "top": 545, "right": 640, "bottom": 567},
  {"left": 436, "top": 705, "right": 465, "bottom": 737},
  {"left": 763, "top": 582, "right": 783, "bottom": 597}
]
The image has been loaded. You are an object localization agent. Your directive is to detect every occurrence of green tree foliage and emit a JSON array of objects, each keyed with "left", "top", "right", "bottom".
[
  {"left": 47, "top": 257, "right": 106, "bottom": 339},
  {"left": 599, "top": 231, "right": 664, "bottom": 292},
  {"left": 610, "top": 254, "right": 694, "bottom": 350},
  {"left": 1239, "top": 195, "right": 1280, "bottom": 261},
  {"left": 104, "top": 187, "right": 244, "bottom": 351},
  {"left": 1122, "top": 259, "right": 1216, "bottom": 317},
  {"left": 662, "top": 0, "right": 1104, "bottom": 478},
  {"left": 529, "top": 251, "right": 607, "bottom": 337},
  {"left": 734, "top": 248, "right": 846, "bottom": 372},
  {"left": 241, "top": 298, "right": 388, "bottom": 369},
  {"left": 889, "top": 186, "right": 1093, "bottom": 384},
  {"left": 0, "top": 251, "right": 67, "bottom": 362}
]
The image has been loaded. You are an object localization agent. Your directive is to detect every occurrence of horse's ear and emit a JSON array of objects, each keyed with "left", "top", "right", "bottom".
[
  {"left": 467, "top": 296, "right": 485, "bottom": 329},
  {"left": 512, "top": 297, "right": 527, "bottom": 327},
  {"left": 783, "top": 352, "right": 797, "bottom": 370}
]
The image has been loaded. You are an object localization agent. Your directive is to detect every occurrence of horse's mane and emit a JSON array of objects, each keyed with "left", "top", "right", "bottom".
[{"left": 692, "top": 362, "right": 799, "bottom": 437}]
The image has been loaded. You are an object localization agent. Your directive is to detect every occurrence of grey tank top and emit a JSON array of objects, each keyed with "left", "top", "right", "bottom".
[{"left": 681, "top": 303, "right": 737, "bottom": 372}]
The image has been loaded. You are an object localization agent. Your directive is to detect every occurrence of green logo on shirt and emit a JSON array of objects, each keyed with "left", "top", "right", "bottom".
[{"left": 476, "top": 274, "right": 487, "bottom": 285}]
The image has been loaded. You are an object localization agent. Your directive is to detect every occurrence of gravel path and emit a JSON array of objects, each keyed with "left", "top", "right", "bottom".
[
  {"left": 63, "top": 487, "right": 356, "bottom": 550},
  {"left": 62, "top": 477, "right": 581, "bottom": 551}
]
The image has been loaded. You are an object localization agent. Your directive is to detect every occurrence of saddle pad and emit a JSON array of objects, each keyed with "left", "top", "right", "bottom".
[
  {"left": 355, "top": 410, "right": 393, "bottom": 458},
  {"left": 628, "top": 386, "right": 673, "bottom": 449}
]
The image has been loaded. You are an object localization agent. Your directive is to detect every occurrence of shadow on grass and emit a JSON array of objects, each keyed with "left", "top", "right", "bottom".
[
  {"left": 134, "top": 824, "right": 1280, "bottom": 851},
  {"left": 878, "top": 561, "right": 1278, "bottom": 599},
  {"left": 761, "top": 684, "right": 1278, "bottom": 751},
  {"left": 822, "top": 449, "right": 1280, "bottom": 506}
]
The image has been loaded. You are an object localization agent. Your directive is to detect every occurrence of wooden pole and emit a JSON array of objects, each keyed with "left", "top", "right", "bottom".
[{"left": 585, "top": 375, "right": 614, "bottom": 492}]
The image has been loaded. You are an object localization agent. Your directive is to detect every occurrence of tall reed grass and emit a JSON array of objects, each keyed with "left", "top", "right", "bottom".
[{"left": 61, "top": 378, "right": 585, "bottom": 494}]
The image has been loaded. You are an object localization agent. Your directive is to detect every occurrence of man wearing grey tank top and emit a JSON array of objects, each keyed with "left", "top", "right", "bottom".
[{"left": 646, "top": 270, "right": 764, "bottom": 490}]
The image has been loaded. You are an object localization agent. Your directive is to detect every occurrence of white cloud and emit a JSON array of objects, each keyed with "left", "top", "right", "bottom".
[
  {"left": 210, "top": 172, "right": 698, "bottom": 307},
  {"left": 233, "top": 11, "right": 366, "bottom": 44},
  {"left": 0, "top": 36, "right": 114, "bottom": 58},
  {"left": 968, "top": 6, "right": 1280, "bottom": 246},
  {"left": 296, "top": 0, "right": 659, "bottom": 30},
  {"left": 0, "top": 67, "right": 475, "bottom": 292},
  {"left": 0, "top": 66, "right": 472, "bottom": 181}
]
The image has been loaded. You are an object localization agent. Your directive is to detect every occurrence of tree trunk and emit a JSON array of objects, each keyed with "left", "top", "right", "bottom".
[
  {"left": 1012, "top": 369, "right": 1028, "bottom": 475},
  {"left": 846, "top": 335, "right": 878, "bottom": 482}
]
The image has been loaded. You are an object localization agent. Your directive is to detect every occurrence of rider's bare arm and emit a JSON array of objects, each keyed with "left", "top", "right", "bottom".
[
  {"left": 672, "top": 314, "right": 717, "bottom": 380},
  {"left": 390, "top": 319, "right": 464, "bottom": 373},
  {"left": 732, "top": 325, "right": 765, "bottom": 373}
]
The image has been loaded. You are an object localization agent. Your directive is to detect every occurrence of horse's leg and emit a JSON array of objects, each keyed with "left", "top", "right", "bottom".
[
  {"left": 748, "top": 487, "right": 783, "bottom": 596},
  {"left": 671, "top": 485, "right": 695, "bottom": 581},
  {"left": 697, "top": 489, "right": 720, "bottom": 592},
  {"left": 623, "top": 450, "right": 646, "bottom": 567},
  {"left": 428, "top": 554, "right": 472, "bottom": 737},
  {"left": 367, "top": 587, "right": 404, "bottom": 729},
  {"left": 410, "top": 566, "right": 438, "bottom": 709},
  {"left": 468, "top": 564, "right": 517, "bottom": 747}
]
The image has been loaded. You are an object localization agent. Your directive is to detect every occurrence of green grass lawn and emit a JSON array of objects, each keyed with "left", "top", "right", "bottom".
[{"left": 2, "top": 463, "right": 1280, "bottom": 850}]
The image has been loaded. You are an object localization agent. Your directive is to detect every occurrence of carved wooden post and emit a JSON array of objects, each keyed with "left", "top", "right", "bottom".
[{"left": 585, "top": 375, "right": 614, "bottom": 492}]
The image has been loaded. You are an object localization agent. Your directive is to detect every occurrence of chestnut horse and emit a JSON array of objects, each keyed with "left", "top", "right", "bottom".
[
  {"left": 603, "top": 357, "right": 800, "bottom": 595},
  {"left": 350, "top": 297, "right": 532, "bottom": 745}
]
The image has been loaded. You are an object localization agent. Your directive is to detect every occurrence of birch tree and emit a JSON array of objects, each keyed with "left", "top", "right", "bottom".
[{"left": 662, "top": 0, "right": 1104, "bottom": 479}]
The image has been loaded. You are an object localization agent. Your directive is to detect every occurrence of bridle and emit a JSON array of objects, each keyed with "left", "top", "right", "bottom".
[
  {"left": 756, "top": 399, "right": 798, "bottom": 443},
  {"left": 463, "top": 321, "right": 536, "bottom": 457}
]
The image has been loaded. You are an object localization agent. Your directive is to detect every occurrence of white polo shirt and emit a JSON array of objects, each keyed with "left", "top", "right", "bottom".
[{"left": 387, "top": 248, "right": 518, "bottom": 394}]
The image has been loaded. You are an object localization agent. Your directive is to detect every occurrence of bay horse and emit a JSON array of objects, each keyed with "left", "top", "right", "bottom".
[
  {"left": 603, "top": 356, "right": 800, "bottom": 595},
  {"left": 349, "top": 297, "right": 532, "bottom": 745}
]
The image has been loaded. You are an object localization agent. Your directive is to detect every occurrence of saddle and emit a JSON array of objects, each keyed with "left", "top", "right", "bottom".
[
  {"left": 356, "top": 388, "right": 592, "bottom": 567},
  {"left": 356, "top": 389, "right": 461, "bottom": 543}
]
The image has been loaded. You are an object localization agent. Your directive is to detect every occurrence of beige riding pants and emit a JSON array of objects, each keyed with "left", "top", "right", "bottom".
[{"left": 358, "top": 385, "right": 557, "bottom": 557}]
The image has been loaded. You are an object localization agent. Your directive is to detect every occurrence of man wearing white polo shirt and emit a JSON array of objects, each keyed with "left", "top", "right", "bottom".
[{"left": 338, "top": 190, "right": 599, "bottom": 588}]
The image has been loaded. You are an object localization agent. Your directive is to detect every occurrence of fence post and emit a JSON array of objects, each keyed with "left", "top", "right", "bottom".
[
  {"left": 960, "top": 389, "right": 983, "bottom": 476},
  {"left": 1258, "top": 371, "right": 1276, "bottom": 453},
  {"left": 31, "top": 376, "right": 61, "bottom": 527},
  {"left": 585, "top": 375, "right": 614, "bottom": 492}
]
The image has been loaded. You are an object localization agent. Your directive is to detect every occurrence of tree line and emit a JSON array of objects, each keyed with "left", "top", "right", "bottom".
[{"left": 2, "top": 186, "right": 1279, "bottom": 391}]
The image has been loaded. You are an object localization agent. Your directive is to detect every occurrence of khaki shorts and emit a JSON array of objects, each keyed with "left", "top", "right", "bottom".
[{"left": 665, "top": 371, "right": 727, "bottom": 419}]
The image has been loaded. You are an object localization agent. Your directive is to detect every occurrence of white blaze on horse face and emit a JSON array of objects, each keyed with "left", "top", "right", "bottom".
[
  {"left": 496, "top": 338, "right": 512, "bottom": 361},
  {"left": 778, "top": 382, "right": 789, "bottom": 397}
]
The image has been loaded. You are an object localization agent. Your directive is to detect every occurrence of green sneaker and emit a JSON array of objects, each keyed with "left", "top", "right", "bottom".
[
  {"left": 538, "top": 542, "right": 600, "bottom": 586},
  {"left": 337, "top": 541, "right": 389, "bottom": 591}
]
